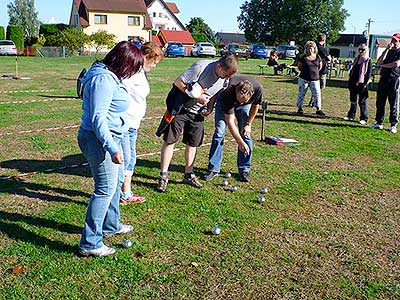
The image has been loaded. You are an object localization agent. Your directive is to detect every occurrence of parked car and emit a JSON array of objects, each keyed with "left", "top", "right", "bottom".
[
  {"left": 275, "top": 45, "right": 298, "bottom": 59},
  {"left": 165, "top": 41, "right": 185, "bottom": 57},
  {"left": 285, "top": 46, "right": 298, "bottom": 58},
  {"left": 220, "top": 43, "right": 250, "bottom": 59},
  {"left": 249, "top": 44, "right": 270, "bottom": 59},
  {"left": 191, "top": 42, "right": 216, "bottom": 57},
  {"left": 0, "top": 40, "right": 17, "bottom": 56}
]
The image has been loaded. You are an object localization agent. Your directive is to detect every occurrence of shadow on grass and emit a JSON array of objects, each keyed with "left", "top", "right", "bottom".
[
  {"left": 0, "top": 211, "right": 81, "bottom": 234},
  {"left": 39, "top": 94, "right": 79, "bottom": 99},
  {"left": 0, "top": 220, "right": 77, "bottom": 254},
  {"left": 1, "top": 179, "right": 88, "bottom": 206}
]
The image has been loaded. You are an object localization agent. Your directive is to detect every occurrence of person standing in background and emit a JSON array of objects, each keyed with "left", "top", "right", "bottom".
[
  {"left": 344, "top": 44, "right": 372, "bottom": 125},
  {"left": 370, "top": 32, "right": 400, "bottom": 134}
]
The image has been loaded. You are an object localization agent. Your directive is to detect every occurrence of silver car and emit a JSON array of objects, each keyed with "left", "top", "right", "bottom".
[
  {"left": 0, "top": 40, "right": 17, "bottom": 56},
  {"left": 191, "top": 42, "right": 216, "bottom": 57}
]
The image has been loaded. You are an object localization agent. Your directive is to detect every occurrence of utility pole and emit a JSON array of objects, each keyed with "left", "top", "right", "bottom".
[{"left": 366, "top": 18, "right": 374, "bottom": 47}]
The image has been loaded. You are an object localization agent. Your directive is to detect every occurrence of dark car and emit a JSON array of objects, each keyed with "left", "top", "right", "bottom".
[
  {"left": 220, "top": 43, "right": 250, "bottom": 59},
  {"left": 249, "top": 44, "right": 269, "bottom": 59},
  {"left": 165, "top": 41, "right": 185, "bottom": 57}
]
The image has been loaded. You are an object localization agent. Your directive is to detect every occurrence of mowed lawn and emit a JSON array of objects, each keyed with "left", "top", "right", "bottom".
[{"left": 0, "top": 55, "right": 399, "bottom": 300}]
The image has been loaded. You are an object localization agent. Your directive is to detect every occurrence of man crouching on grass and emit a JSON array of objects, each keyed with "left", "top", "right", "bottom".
[
  {"left": 205, "top": 77, "right": 262, "bottom": 182},
  {"left": 155, "top": 54, "right": 238, "bottom": 192}
]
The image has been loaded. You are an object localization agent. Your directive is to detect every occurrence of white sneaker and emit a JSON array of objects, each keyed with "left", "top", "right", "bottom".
[
  {"left": 104, "top": 224, "right": 134, "bottom": 237},
  {"left": 370, "top": 123, "right": 383, "bottom": 130},
  {"left": 359, "top": 120, "right": 367, "bottom": 125},
  {"left": 389, "top": 125, "right": 397, "bottom": 134},
  {"left": 343, "top": 116, "right": 353, "bottom": 121},
  {"left": 79, "top": 245, "right": 116, "bottom": 257}
]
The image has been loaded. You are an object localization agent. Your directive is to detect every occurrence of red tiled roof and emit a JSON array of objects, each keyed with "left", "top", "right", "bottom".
[
  {"left": 165, "top": 2, "right": 179, "bottom": 13},
  {"left": 81, "top": 0, "right": 147, "bottom": 13},
  {"left": 152, "top": 35, "right": 162, "bottom": 46},
  {"left": 158, "top": 30, "right": 195, "bottom": 45}
]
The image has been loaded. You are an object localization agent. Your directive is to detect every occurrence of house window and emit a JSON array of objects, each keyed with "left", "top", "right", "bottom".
[
  {"left": 159, "top": 12, "right": 163, "bottom": 17},
  {"left": 153, "top": 12, "right": 156, "bottom": 17},
  {"left": 94, "top": 14, "right": 107, "bottom": 24},
  {"left": 74, "top": 14, "right": 79, "bottom": 25},
  {"left": 128, "top": 16, "right": 140, "bottom": 26}
]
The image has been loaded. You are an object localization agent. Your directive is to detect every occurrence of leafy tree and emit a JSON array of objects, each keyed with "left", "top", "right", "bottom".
[
  {"left": 191, "top": 33, "right": 208, "bottom": 43},
  {"left": 186, "top": 17, "right": 215, "bottom": 42},
  {"left": 49, "top": 28, "right": 89, "bottom": 55},
  {"left": 90, "top": 30, "right": 116, "bottom": 54},
  {"left": 7, "top": 0, "right": 40, "bottom": 41},
  {"left": 6, "top": 25, "right": 24, "bottom": 53},
  {"left": 0, "top": 26, "right": 5, "bottom": 40},
  {"left": 238, "top": 0, "right": 348, "bottom": 46}
]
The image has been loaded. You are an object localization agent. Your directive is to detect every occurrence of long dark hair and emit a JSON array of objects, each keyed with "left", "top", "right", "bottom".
[{"left": 102, "top": 41, "right": 144, "bottom": 79}]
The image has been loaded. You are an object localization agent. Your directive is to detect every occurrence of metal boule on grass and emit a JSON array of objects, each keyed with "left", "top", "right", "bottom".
[
  {"left": 211, "top": 226, "right": 221, "bottom": 235},
  {"left": 221, "top": 179, "right": 229, "bottom": 186},
  {"left": 260, "top": 187, "right": 268, "bottom": 194},
  {"left": 258, "top": 196, "right": 266, "bottom": 203},
  {"left": 122, "top": 239, "right": 132, "bottom": 248},
  {"left": 230, "top": 185, "right": 238, "bottom": 192},
  {"left": 225, "top": 172, "right": 232, "bottom": 178}
]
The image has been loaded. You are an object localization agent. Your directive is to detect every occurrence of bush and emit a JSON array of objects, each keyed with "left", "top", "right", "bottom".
[
  {"left": 7, "top": 25, "right": 24, "bottom": 54},
  {"left": 40, "top": 23, "right": 69, "bottom": 46},
  {"left": 0, "top": 26, "right": 5, "bottom": 40}
]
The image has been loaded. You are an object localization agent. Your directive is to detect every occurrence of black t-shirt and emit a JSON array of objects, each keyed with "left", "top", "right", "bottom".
[
  {"left": 220, "top": 76, "right": 263, "bottom": 114},
  {"left": 380, "top": 48, "right": 400, "bottom": 79},
  {"left": 317, "top": 42, "right": 330, "bottom": 75},
  {"left": 299, "top": 56, "right": 321, "bottom": 81}
]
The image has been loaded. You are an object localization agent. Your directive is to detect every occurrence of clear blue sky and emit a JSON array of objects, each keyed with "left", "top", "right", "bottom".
[{"left": 0, "top": 0, "right": 398, "bottom": 35}]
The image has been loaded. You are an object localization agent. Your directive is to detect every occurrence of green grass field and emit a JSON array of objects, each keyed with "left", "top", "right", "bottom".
[{"left": 0, "top": 55, "right": 399, "bottom": 300}]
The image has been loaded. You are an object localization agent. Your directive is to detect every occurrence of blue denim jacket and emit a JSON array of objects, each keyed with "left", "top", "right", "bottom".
[{"left": 80, "top": 62, "right": 130, "bottom": 155}]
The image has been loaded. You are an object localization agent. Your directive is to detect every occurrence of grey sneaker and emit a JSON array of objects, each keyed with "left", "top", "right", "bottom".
[
  {"left": 389, "top": 125, "right": 397, "bottom": 134},
  {"left": 156, "top": 176, "right": 168, "bottom": 192},
  {"left": 370, "top": 123, "right": 383, "bottom": 130},
  {"left": 238, "top": 172, "right": 250, "bottom": 182},
  {"left": 204, "top": 171, "right": 218, "bottom": 181},
  {"left": 183, "top": 174, "right": 203, "bottom": 189},
  {"left": 79, "top": 245, "right": 116, "bottom": 257}
]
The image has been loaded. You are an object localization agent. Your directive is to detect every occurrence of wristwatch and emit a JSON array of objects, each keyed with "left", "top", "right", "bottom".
[{"left": 245, "top": 121, "right": 252, "bottom": 126}]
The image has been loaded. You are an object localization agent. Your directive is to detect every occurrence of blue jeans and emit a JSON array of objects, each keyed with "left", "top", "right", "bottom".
[
  {"left": 121, "top": 128, "right": 138, "bottom": 176},
  {"left": 77, "top": 128, "right": 124, "bottom": 250},
  {"left": 207, "top": 99, "right": 252, "bottom": 174}
]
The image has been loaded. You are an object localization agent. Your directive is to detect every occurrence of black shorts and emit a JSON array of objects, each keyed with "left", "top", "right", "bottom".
[{"left": 163, "top": 111, "right": 204, "bottom": 147}]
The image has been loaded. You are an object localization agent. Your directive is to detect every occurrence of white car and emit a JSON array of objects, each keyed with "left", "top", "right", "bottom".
[
  {"left": 191, "top": 42, "right": 216, "bottom": 57},
  {"left": 0, "top": 40, "right": 17, "bottom": 56}
]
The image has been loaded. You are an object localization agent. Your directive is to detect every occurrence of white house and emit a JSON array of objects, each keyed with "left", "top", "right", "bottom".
[{"left": 145, "top": 0, "right": 185, "bottom": 32}]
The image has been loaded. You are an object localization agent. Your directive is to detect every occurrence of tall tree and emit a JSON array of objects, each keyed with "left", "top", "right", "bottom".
[
  {"left": 7, "top": 0, "right": 40, "bottom": 41},
  {"left": 238, "top": 0, "right": 348, "bottom": 46},
  {"left": 186, "top": 17, "right": 215, "bottom": 42}
]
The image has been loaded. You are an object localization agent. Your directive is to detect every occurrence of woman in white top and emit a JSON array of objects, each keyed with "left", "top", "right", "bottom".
[{"left": 120, "top": 41, "right": 164, "bottom": 204}]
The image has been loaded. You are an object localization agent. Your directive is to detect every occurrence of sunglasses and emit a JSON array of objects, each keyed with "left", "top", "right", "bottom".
[{"left": 358, "top": 48, "right": 366, "bottom": 51}]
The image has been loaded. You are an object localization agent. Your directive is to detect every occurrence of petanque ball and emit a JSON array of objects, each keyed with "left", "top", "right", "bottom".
[
  {"left": 225, "top": 172, "right": 232, "bottom": 178},
  {"left": 211, "top": 226, "right": 221, "bottom": 235},
  {"left": 261, "top": 187, "right": 268, "bottom": 194},
  {"left": 231, "top": 185, "right": 238, "bottom": 192},
  {"left": 122, "top": 239, "right": 132, "bottom": 248},
  {"left": 221, "top": 179, "right": 229, "bottom": 186},
  {"left": 258, "top": 196, "right": 266, "bottom": 203}
]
